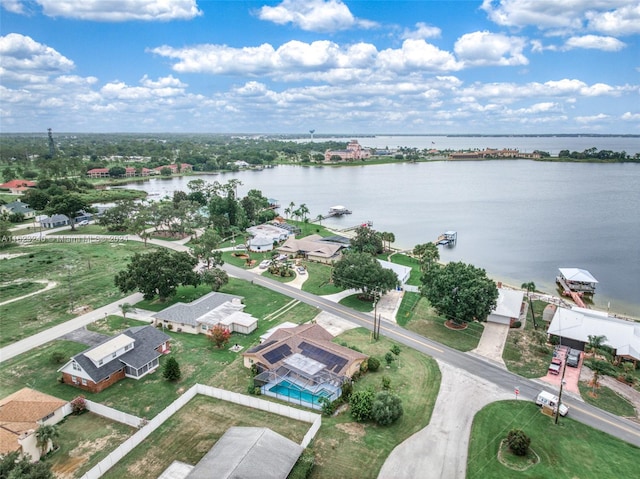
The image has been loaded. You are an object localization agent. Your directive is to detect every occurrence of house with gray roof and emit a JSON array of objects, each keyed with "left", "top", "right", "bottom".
[
  {"left": 1, "top": 200, "right": 35, "bottom": 219},
  {"left": 40, "top": 214, "right": 70, "bottom": 228},
  {"left": 58, "top": 325, "right": 170, "bottom": 393},
  {"left": 152, "top": 292, "right": 258, "bottom": 335}
]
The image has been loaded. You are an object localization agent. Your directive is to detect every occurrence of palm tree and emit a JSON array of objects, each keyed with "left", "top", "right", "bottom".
[
  {"left": 521, "top": 281, "right": 537, "bottom": 329},
  {"left": 299, "top": 203, "right": 309, "bottom": 221},
  {"left": 315, "top": 214, "right": 324, "bottom": 226},
  {"left": 590, "top": 361, "right": 608, "bottom": 396},
  {"left": 36, "top": 424, "right": 59, "bottom": 456},
  {"left": 119, "top": 302, "right": 136, "bottom": 320},
  {"left": 284, "top": 207, "right": 291, "bottom": 219},
  {"left": 587, "top": 334, "right": 607, "bottom": 358}
]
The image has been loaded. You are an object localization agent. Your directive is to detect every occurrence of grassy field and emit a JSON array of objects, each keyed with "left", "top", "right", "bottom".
[
  {"left": 47, "top": 225, "right": 130, "bottom": 236},
  {"left": 48, "top": 412, "right": 134, "bottom": 479},
  {"left": 101, "top": 395, "right": 312, "bottom": 479},
  {"left": 308, "top": 328, "right": 441, "bottom": 479},
  {"left": 0, "top": 241, "right": 152, "bottom": 347},
  {"left": 467, "top": 400, "right": 640, "bottom": 478},
  {"left": 400, "top": 292, "right": 484, "bottom": 351},
  {"left": 577, "top": 382, "right": 637, "bottom": 418},
  {"left": 0, "top": 280, "right": 47, "bottom": 302},
  {"left": 502, "top": 300, "right": 553, "bottom": 378}
]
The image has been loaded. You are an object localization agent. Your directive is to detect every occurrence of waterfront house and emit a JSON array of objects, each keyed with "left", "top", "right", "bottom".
[
  {"left": 547, "top": 307, "right": 640, "bottom": 366},
  {"left": 86, "top": 168, "right": 110, "bottom": 178},
  {"left": 58, "top": 326, "right": 171, "bottom": 393},
  {"left": 487, "top": 288, "right": 525, "bottom": 325},
  {"left": 277, "top": 234, "right": 346, "bottom": 263},
  {"left": 324, "top": 140, "right": 371, "bottom": 162},
  {"left": 0, "top": 388, "right": 68, "bottom": 461}
]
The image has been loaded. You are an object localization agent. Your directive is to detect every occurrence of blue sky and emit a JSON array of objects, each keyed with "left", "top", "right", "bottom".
[{"left": 1, "top": 0, "right": 638, "bottom": 134}]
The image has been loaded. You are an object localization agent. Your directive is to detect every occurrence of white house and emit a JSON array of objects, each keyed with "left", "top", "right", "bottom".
[
  {"left": 547, "top": 307, "right": 640, "bottom": 364},
  {"left": 377, "top": 259, "right": 410, "bottom": 287},
  {"left": 487, "top": 288, "right": 524, "bottom": 325}
]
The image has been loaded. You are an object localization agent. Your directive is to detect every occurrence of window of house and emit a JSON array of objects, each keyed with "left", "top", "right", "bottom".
[
  {"left": 112, "top": 352, "right": 117, "bottom": 358},
  {"left": 201, "top": 324, "right": 208, "bottom": 331},
  {"left": 71, "top": 376, "right": 78, "bottom": 383},
  {"left": 98, "top": 359, "right": 103, "bottom": 366},
  {"left": 124, "top": 344, "right": 131, "bottom": 351},
  {"left": 81, "top": 378, "right": 87, "bottom": 386},
  {"left": 72, "top": 361, "right": 81, "bottom": 371},
  {"left": 41, "top": 412, "right": 54, "bottom": 421}
]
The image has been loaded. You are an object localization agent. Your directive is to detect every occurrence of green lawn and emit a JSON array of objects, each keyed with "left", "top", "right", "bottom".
[
  {"left": 48, "top": 412, "right": 134, "bottom": 478},
  {"left": 400, "top": 292, "right": 484, "bottom": 351},
  {"left": 467, "top": 401, "right": 640, "bottom": 479},
  {"left": 0, "top": 241, "right": 152, "bottom": 347},
  {"left": 48, "top": 225, "right": 130, "bottom": 236},
  {"left": 301, "top": 261, "right": 343, "bottom": 296},
  {"left": 502, "top": 300, "right": 553, "bottom": 378},
  {"left": 339, "top": 293, "right": 374, "bottom": 312},
  {"left": 578, "top": 382, "right": 637, "bottom": 418},
  {"left": 102, "top": 395, "right": 311, "bottom": 479},
  {"left": 308, "top": 328, "right": 441, "bottom": 479}
]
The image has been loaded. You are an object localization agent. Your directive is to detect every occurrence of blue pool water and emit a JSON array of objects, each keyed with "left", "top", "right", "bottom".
[{"left": 268, "top": 380, "right": 332, "bottom": 406}]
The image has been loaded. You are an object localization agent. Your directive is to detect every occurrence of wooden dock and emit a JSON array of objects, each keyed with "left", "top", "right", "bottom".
[
  {"left": 435, "top": 231, "right": 457, "bottom": 246},
  {"left": 556, "top": 276, "right": 586, "bottom": 308}
]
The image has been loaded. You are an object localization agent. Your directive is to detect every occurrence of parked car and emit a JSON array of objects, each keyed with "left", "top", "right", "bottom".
[
  {"left": 548, "top": 358, "right": 562, "bottom": 375},
  {"left": 78, "top": 220, "right": 89, "bottom": 226},
  {"left": 567, "top": 349, "right": 581, "bottom": 367},
  {"left": 536, "top": 391, "right": 568, "bottom": 416},
  {"left": 258, "top": 260, "right": 271, "bottom": 269},
  {"left": 296, "top": 266, "right": 306, "bottom": 275},
  {"left": 234, "top": 244, "right": 246, "bottom": 250}
]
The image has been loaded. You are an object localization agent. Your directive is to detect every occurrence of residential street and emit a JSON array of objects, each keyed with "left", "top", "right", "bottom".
[{"left": 3, "top": 230, "right": 640, "bottom": 466}]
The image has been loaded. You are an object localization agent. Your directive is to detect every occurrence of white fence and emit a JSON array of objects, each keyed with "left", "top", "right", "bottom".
[
  {"left": 85, "top": 400, "right": 144, "bottom": 428},
  {"left": 80, "top": 384, "right": 321, "bottom": 479}
]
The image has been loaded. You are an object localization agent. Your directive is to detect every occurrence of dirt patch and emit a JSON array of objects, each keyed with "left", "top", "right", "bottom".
[
  {"left": 335, "top": 421, "right": 365, "bottom": 440},
  {"left": 444, "top": 320, "right": 468, "bottom": 330}
]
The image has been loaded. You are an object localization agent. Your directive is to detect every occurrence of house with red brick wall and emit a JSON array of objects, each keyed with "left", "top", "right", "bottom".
[{"left": 58, "top": 325, "right": 170, "bottom": 393}]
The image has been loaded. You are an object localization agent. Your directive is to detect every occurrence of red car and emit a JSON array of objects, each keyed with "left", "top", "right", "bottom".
[{"left": 548, "top": 358, "right": 562, "bottom": 375}]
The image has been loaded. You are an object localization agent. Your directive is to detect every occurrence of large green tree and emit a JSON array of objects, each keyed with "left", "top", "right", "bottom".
[
  {"left": 420, "top": 261, "right": 498, "bottom": 325},
  {"left": 45, "top": 193, "right": 90, "bottom": 230},
  {"left": 350, "top": 226, "right": 384, "bottom": 255},
  {"left": 0, "top": 451, "right": 54, "bottom": 479},
  {"left": 114, "top": 249, "right": 199, "bottom": 301},
  {"left": 332, "top": 251, "right": 398, "bottom": 299},
  {"left": 192, "top": 227, "right": 223, "bottom": 268}
]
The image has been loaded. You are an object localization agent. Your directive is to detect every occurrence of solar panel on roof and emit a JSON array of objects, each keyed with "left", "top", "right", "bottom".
[
  {"left": 263, "top": 344, "right": 292, "bottom": 364},
  {"left": 299, "top": 342, "right": 347, "bottom": 372}
]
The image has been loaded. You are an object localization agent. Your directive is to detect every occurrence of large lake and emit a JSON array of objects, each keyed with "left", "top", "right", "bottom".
[{"left": 122, "top": 158, "right": 640, "bottom": 318}]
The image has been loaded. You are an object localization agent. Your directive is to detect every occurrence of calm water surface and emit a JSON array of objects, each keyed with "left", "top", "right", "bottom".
[{"left": 124, "top": 160, "right": 640, "bottom": 317}]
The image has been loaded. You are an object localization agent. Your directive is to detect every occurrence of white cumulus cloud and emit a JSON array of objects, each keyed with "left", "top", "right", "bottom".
[
  {"left": 402, "top": 22, "right": 442, "bottom": 40},
  {"left": 563, "top": 35, "right": 626, "bottom": 51},
  {"left": 454, "top": 31, "right": 528, "bottom": 66},
  {"left": 586, "top": 4, "right": 640, "bottom": 36},
  {"left": 0, "top": 33, "right": 74, "bottom": 74},
  {"left": 18, "top": 0, "right": 202, "bottom": 21},
  {"left": 256, "top": 0, "right": 375, "bottom": 32}
]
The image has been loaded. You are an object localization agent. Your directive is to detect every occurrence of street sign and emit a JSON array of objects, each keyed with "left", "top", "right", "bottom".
[{"left": 515, "top": 387, "right": 520, "bottom": 398}]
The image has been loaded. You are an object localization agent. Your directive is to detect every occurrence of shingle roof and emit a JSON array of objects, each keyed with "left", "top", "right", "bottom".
[
  {"left": 152, "top": 292, "right": 243, "bottom": 327},
  {"left": 67, "top": 325, "right": 170, "bottom": 382},
  {"left": 0, "top": 388, "right": 67, "bottom": 455}
]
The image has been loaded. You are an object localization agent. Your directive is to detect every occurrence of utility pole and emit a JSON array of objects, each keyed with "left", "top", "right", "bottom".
[{"left": 555, "top": 351, "right": 568, "bottom": 425}]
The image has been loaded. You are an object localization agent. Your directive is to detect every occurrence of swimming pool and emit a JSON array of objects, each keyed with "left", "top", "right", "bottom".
[{"left": 268, "top": 380, "right": 334, "bottom": 408}]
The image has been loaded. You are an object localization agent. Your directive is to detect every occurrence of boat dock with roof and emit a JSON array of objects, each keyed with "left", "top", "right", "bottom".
[
  {"left": 556, "top": 268, "right": 598, "bottom": 308},
  {"left": 435, "top": 231, "right": 457, "bottom": 246}
]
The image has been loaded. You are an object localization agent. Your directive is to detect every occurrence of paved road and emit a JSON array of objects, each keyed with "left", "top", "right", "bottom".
[
  {"left": 223, "top": 263, "right": 640, "bottom": 448},
  {"left": 4, "top": 230, "right": 640, "bottom": 449}
]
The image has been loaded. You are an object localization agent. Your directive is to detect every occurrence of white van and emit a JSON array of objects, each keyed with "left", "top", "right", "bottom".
[{"left": 536, "top": 391, "right": 568, "bottom": 416}]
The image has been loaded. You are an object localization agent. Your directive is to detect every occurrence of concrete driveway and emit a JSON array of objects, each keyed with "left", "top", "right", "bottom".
[
  {"left": 470, "top": 322, "right": 509, "bottom": 366},
  {"left": 378, "top": 361, "right": 512, "bottom": 479}
]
